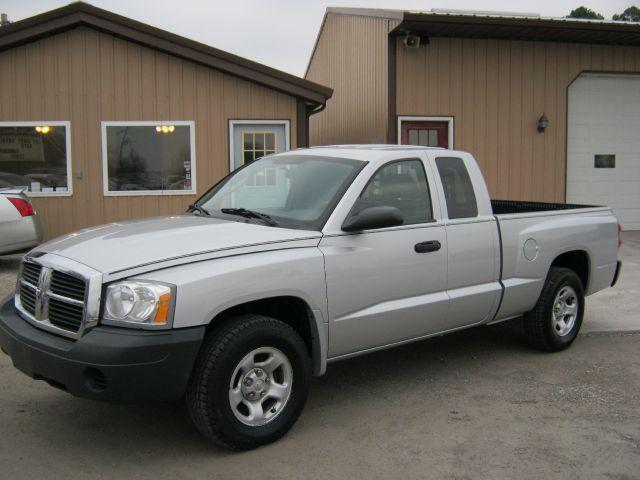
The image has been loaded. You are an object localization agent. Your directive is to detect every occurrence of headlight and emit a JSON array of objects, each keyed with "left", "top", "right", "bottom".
[{"left": 102, "top": 281, "right": 174, "bottom": 329}]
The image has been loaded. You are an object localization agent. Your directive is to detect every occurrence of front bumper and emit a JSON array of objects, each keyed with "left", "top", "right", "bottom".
[{"left": 0, "top": 295, "right": 205, "bottom": 402}]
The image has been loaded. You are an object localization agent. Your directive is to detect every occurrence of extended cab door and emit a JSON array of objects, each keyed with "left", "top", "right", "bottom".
[
  {"left": 320, "top": 157, "right": 449, "bottom": 358},
  {"left": 430, "top": 153, "right": 502, "bottom": 328}
]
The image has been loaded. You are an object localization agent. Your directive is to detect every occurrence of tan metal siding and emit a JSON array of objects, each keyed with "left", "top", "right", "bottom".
[
  {"left": 0, "top": 27, "right": 298, "bottom": 240},
  {"left": 306, "top": 14, "right": 396, "bottom": 145},
  {"left": 397, "top": 37, "right": 640, "bottom": 202}
]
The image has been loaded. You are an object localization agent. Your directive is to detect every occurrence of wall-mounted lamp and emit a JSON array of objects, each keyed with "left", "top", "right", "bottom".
[
  {"left": 537, "top": 114, "right": 549, "bottom": 133},
  {"left": 34, "top": 125, "right": 51, "bottom": 134}
]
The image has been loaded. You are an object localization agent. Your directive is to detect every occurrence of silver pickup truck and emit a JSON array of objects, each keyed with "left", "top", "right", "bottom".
[{"left": 0, "top": 146, "right": 621, "bottom": 450}]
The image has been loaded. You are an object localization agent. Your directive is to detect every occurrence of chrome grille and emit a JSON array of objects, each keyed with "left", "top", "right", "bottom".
[
  {"left": 19, "top": 283, "right": 37, "bottom": 315},
  {"left": 48, "top": 298, "right": 83, "bottom": 332},
  {"left": 50, "top": 270, "right": 86, "bottom": 301},
  {"left": 22, "top": 262, "right": 42, "bottom": 286},
  {"left": 15, "top": 256, "right": 101, "bottom": 340}
]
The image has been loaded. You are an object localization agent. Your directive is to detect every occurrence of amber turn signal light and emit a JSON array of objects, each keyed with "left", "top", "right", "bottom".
[{"left": 153, "top": 292, "right": 172, "bottom": 324}]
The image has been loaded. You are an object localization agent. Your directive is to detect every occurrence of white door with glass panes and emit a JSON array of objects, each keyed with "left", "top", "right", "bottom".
[
  {"left": 229, "top": 121, "right": 290, "bottom": 209},
  {"left": 229, "top": 121, "right": 289, "bottom": 171}
]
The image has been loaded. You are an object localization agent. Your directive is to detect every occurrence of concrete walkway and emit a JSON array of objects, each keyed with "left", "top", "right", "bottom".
[{"left": 582, "top": 231, "right": 640, "bottom": 333}]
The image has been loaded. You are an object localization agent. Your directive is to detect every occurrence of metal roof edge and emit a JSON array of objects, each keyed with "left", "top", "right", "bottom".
[{"left": 0, "top": 2, "right": 333, "bottom": 104}]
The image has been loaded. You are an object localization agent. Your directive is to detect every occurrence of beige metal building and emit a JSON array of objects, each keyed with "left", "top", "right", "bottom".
[
  {"left": 306, "top": 8, "right": 640, "bottom": 229},
  {"left": 0, "top": 3, "right": 331, "bottom": 240}
]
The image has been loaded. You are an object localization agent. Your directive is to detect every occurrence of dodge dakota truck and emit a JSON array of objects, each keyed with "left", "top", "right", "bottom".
[{"left": 0, "top": 145, "right": 622, "bottom": 450}]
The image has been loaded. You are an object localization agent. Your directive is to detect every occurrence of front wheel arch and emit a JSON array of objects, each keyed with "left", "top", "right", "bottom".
[
  {"left": 186, "top": 314, "right": 312, "bottom": 449},
  {"left": 205, "top": 296, "right": 324, "bottom": 376}
]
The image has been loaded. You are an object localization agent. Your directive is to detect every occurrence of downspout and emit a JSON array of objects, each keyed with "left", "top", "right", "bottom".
[
  {"left": 387, "top": 28, "right": 399, "bottom": 144},
  {"left": 310, "top": 102, "right": 326, "bottom": 116},
  {"left": 306, "top": 102, "right": 326, "bottom": 147},
  {"left": 298, "top": 100, "right": 327, "bottom": 148}
]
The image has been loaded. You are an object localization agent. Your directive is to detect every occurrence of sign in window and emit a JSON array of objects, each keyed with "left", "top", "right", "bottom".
[{"left": 0, "top": 123, "right": 71, "bottom": 195}]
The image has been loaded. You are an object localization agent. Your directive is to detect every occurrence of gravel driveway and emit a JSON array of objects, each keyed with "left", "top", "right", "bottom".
[
  {"left": 0, "top": 253, "right": 20, "bottom": 299},
  {"left": 0, "top": 236, "right": 638, "bottom": 480}
]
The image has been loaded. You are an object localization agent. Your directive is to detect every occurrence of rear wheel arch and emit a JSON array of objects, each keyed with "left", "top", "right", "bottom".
[
  {"left": 549, "top": 250, "right": 590, "bottom": 291},
  {"left": 524, "top": 266, "right": 585, "bottom": 351}
]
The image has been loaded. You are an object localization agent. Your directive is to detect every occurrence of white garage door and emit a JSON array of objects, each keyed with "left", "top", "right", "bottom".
[{"left": 567, "top": 73, "right": 640, "bottom": 230}]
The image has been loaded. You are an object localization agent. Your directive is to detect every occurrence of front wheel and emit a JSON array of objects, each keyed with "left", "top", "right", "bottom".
[
  {"left": 523, "top": 267, "right": 585, "bottom": 351},
  {"left": 186, "top": 315, "right": 311, "bottom": 450}
]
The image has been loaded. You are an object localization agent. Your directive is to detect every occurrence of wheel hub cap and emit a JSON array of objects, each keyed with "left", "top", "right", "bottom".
[
  {"left": 241, "top": 368, "right": 269, "bottom": 400},
  {"left": 551, "top": 286, "right": 579, "bottom": 337},
  {"left": 228, "top": 347, "right": 293, "bottom": 427}
]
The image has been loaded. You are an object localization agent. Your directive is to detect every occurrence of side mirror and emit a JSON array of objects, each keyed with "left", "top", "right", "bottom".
[{"left": 341, "top": 206, "right": 404, "bottom": 232}]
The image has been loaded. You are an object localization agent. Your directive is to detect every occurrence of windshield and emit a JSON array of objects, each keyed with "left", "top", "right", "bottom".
[{"left": 197, "top": 154, "right": 365, "bottom": 230}]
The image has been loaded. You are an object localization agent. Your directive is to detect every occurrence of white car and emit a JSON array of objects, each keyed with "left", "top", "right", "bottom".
[{"left": 0, "top": 188, "right": 42, "bottom": 255}]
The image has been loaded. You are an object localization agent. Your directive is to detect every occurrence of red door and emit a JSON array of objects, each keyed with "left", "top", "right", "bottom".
[{"left": 400, "top": 121, "right": 449, "bottom": 148}]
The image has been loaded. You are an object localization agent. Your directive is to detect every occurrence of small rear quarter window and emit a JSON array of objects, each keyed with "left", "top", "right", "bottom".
[{"left": 435, "top": 157, "right": 478, "bottom": 219}]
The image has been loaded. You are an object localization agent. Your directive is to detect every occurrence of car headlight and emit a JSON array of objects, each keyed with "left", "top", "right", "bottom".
[{"left": 102, "top": 281, "right": 175, "bottom": 329}]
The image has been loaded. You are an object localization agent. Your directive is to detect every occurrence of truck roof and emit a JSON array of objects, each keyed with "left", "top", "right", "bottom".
[
  {"left": 313, "top": 144, "right": 444, "bottom": 151},
  {"left": 284, "top": 144, "right": 458, "bottom": 164}
]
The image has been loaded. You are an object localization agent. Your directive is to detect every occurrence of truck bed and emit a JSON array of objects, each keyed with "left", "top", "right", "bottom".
[
  {"left": 489, "top": 197, "right": 617, "bottom": 321},
  {"left": 491, "top": 199, "right": 596, "bottom": 215}
]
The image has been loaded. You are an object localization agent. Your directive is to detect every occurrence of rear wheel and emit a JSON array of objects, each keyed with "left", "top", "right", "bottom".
[
  {"left": 523, "top": 267, "right": 585, "bottom": 351},
  {"left": 186, "top": 314, "right": 311, "bottom": 450}
]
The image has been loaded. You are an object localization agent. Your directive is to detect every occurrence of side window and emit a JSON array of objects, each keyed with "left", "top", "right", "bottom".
[
  {"left": 353, "top": 159, "right": 433, "bottom": 225},
  {"left": 435, "top": 157, "right": 478, "bottom": 219}
]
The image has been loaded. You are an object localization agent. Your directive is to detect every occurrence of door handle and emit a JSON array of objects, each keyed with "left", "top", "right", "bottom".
[{"left": 414, "top": 240, "right": 441, "bottom": 253}]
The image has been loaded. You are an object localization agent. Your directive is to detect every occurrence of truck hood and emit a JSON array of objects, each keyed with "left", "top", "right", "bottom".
[{"left": 35, "top": 215, "right": 321, "bottom": 275}]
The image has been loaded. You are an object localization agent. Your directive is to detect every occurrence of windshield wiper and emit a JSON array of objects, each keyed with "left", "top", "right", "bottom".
[
  {"left": 187, "top": 204, "right": 210, "bottom": 216},
  {"left": 220, "top": 208, "right": 279, "bottom": 227}
]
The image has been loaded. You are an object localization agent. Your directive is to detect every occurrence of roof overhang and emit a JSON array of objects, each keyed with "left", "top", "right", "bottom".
[
  {"left": 324, "top": 7, "right": 640, "bottom": 46},
  {"left": 0, "top": 2, "right": 332, "bottom": 106},
  {"left": 395, "top": 12, "right": 640, "bottom": 45}
]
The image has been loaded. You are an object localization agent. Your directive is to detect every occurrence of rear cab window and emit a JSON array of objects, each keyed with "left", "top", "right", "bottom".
[{"left": 434, "top": 157, "right": 478, "bottom": 219}]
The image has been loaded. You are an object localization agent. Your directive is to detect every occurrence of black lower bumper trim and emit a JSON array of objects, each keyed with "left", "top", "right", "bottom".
[
  {"left": 611, "top": 261, "right": 622, "bottom": 287},
  {"left": 0, "top": 295, "right": 205, "bottom": 402}
]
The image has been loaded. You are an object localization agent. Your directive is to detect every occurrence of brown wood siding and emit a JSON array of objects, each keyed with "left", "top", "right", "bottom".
[
  {"left": 397, "top": 37, "right": 640, "bottom": 202},
  {"left": 0, "top": 27, "right": 298, "bottom": 240},
  {"left": 306, "top": 14, "right": 398, "bottom": 145}
]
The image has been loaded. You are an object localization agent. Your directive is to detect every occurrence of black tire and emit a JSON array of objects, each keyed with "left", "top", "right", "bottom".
[
  {"left": 523, "top": 267, "right": 585, "bottom": 352},
  {"left": 186, "top": 314, "right": 311, "bottom": 450}
]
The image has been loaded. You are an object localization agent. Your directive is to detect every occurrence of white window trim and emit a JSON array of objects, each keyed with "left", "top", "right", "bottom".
[
  {"left": 228, "top": 120, "right": 290, "bottom": 172},
  {"left": 0, "top": 120, "right": 73, "bottom": 197},
  {"left": 397, "top": 116, "right": 454, "bottom": 149},
  {"left": 101, "top": 120, "right": 196, "bottom": 196}
]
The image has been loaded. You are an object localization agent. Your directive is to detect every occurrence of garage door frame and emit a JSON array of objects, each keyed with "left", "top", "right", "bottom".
[{"left": 565, "top": 70, "right": 640, "bottom": 230}]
